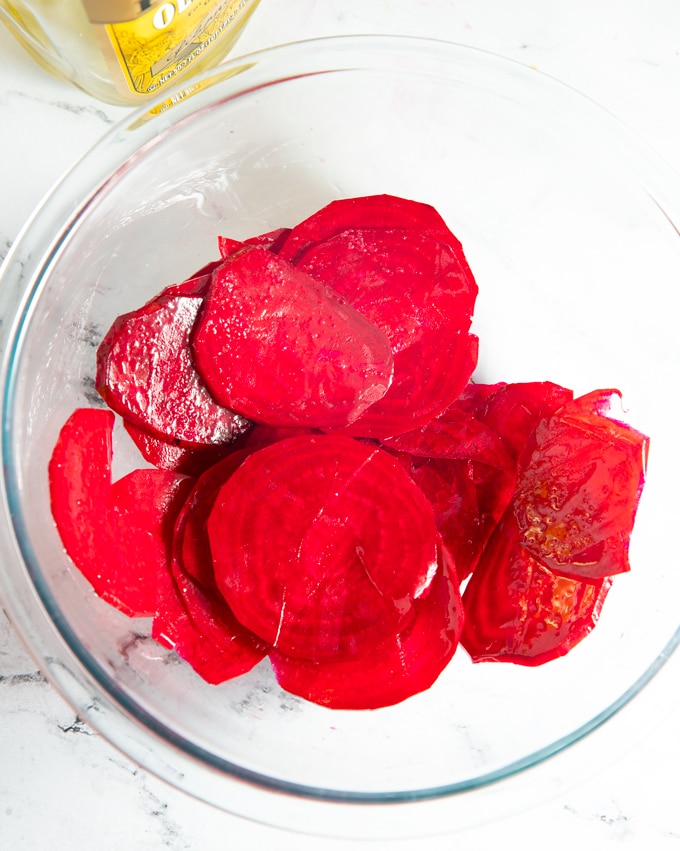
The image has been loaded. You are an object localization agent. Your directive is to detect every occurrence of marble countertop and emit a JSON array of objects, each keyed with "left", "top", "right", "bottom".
[{"left": 1, "top": 2, "right": 679, "bottom": 849}]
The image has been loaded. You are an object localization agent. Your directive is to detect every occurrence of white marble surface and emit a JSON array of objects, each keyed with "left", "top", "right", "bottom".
[{"left": 1, "top": 1, "right": 679, "bottom": 848}]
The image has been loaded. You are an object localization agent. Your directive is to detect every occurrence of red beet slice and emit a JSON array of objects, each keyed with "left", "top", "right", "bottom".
[
  {"left": 470, "top": 460, "right": 518, "bottom": 561},
  {"left": 218, "top": 228, "right": 291, "bottom": 259},
  {"left": 381, "top": 404, "right": 517, "bottom": 579},
  {"left": 239, "top": 422, "right": 321, "bottom": 451},
  {"left": 245, "top": 227, "right": 290, "bottom": 252},
  {"left": 277, "top": 194, "right": 466, "bottom": 264},
  {"left": 452, "top": 381, "right": 505, "bottom": 415},
  {"left": 344, "top": 329, "right": 478, "bottom": 438},
  {"left": 155, "top": 269, "right": 213, "bottom": 300},
  {"left": 294, "top": 228, "right": 477, "bottom": 338},
  {"left": 49, "top": 407, "right": 114, "bottom": 594},
  {"left": 218, "top": 236, "right": 244, "bottom": 259},
  {"left": 208, "top": 434, "right": 439, "bottom": 662},
  {"left": 172, "top": 451, "right": 250, "bottom": 588},
  {"left": 172, "top": 557, "right": 269, "bottom": 658},
  {"left": 513, "top": 390, "right": 649, "bottom": 580},
  {"left": 381, "top": 402, "right": 514, "bottom": 472},
  {"left": 152, "top": 557, "right": 267, "bottom": 685},
  {"left": 123, "top": 419, "right": 241, "bottom": 477},
  {"left": 461, "top": 509, "right": 612, "bottom": 665},
  {"left": 271, "top": 539, "right": 463, "bottom": 709},
  {"left": 149, "top": 258, "right": 226, "bottom": 301},
  {"left": 392, "top": 452, "right": 514, "bottom": 583},
  {"left": 191, "top": 247, "right": 394, "bottom": 429},
  {"left": 292, "top": 226, "right": 478, "bottom": 436},
  {"left": 96, "top": 291, "right": 251, "bottom": 448},
  {"left": 449, "top": 381, "right": 574, "bottom": 463},
  {"left": 104, "top": 469, "right": 193, "bottom": 616},
  {"left": 49, "top": 408, "right": 193, "bottom": 617}
]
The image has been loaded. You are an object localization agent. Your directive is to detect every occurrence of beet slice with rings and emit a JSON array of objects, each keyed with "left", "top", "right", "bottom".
[
  {"left": 191, "top": 247, "right": 394, "bottom": 430},
  {"left": 290, "top": 226, "right": 478, "bottom": 436},
  {"left": 277, "top": 194, "right": 467, "bottom": 264},
  {"left": 270, "top": 539, "right": 464, "bottom": 710},
  {"left": 96, "top": 291, "right": 251, "bottom": 448},
  {"left": 293, "top": 227, "right": 477, "bottom": 338},
  {"left": 342, "top": 329, "right": 478, "bottom": 438},
  {"left": 461, "top": 508, "right": 613, "bottom": 666},
  {"left": 513, "top": 389, "right": 649, "bottom": 581},
  {"left": 207, "top": 434, "right": 439, "bottom": 662}
]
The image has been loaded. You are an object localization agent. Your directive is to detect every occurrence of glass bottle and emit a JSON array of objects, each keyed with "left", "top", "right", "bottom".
[{"left": 0, "top": 0, "right": 260, "bottom": 106}]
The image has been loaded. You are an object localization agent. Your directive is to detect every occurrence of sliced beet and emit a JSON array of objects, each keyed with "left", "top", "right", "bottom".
[
  {"left": 513, "top": 390, "right": 649, "bottom": 580},
  {"left": 191, "top": 247, "right": 394, "bottom": 430},
  {"left": 461, "top": 509, "right": 612, "bottom": 665},
  {"left": 123, "top": 419, "right": 242, "bottom": 477},
  {"left": 151, "top": 257, "right": 226, "bottom": 301},
  {"left": 245, "top": 227, "right": 290, "bottom": 253},
  {"left": 104, "top": 469, "right": 194, "bottom": 616},
  {"left": 270, "top": 539, "right": 463, "bottom": 709},
  {"left": 392, "top": 452, "right": 513, "bottom": 583},
  {"left": 452, "top": 381, "right": 506, "bottom": 415},
  {"left": 239, "top": 422, "right": 321, "bottom": 452},
  {"left": 207, "top": 434, "right": 439, "bottom": 662},
  {"left": 448, "top": 381, "right": 574, "bottom": 463},
  {"left": 48, "top": 194, "right": 652, "bottom": 698},
  {"left": 277, "top": 194, "right": 467, "bottom": 264},
  {"left": 290, "top": 226, "right": 478, "bottom": 436},
  {"left": 470, "top": 460, "right": 518, "bottom": 558},
  {"left": 96, "top": 291, "right": 251, "bottom": 448},
  {"left": 381, "top": 401, "right": 514, "bottom": 472},
  {"left": 155, "top": 270, "right": 213, "bottom": 300},
  {"left": 218, "top": 227, "right": 291, "bottom": 260},
  {"left": 49, "top": 407, "right": 114, "bottom": 594},
  {"left": 294, "top": 227, "right": 477, "bottom": 339},
  {"left": 342, "top": 329, "right": 478, "bottom": 438},
  {"left": 49, "top": 410, "right": 193, "bottom": 618},
  {"left": 217, "top": 236, "right": 245, "bottom": 259},
  {"left": 381, "top": 403, "right": 517, "bottom": 579},
  {"left": 171, "top": 557, "right": 269, "bottom": 658},
  {"left": 152, "top": 556, "right": 268, "bottom": 685},
  {"left": 172, "top": 450, "right": 250, "bottom": 589}
]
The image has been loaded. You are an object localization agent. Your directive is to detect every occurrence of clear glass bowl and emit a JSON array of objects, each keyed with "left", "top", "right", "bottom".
[{"left": 1, "top": 35, "right": 679, "bottom": 839}]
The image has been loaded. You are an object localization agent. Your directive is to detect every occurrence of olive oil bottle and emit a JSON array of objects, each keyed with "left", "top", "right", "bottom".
[{"left": 0, "top": 0, "right": 260, "bottom": 105}]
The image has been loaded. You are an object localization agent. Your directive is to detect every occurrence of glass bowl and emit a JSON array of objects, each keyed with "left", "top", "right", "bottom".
[{"left": 1, "top": 35, "right": 679, "bottom": 839}]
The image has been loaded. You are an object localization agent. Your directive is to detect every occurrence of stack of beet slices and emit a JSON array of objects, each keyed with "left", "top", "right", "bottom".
[{"left": 48, "top": 195, "right": 649, "bottom": 710}]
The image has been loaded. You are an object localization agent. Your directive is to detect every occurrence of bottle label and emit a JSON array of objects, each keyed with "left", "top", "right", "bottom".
[{"left": 82, "top": 0, "right": 253, "bottom": 97}]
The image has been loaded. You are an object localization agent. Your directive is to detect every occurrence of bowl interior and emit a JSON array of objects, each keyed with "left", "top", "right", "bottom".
[{"left": 2, "top": 36, "right": 679, "bottom": 825}]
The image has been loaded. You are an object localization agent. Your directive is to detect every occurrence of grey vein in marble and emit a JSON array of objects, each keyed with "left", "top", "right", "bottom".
[
  {"left": 0, "top": 89, "right": 117, "bottom": 126},
  {"left": 0, "top": 670, "right": 47, "bottom": 686}
]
